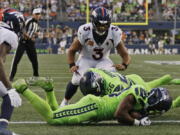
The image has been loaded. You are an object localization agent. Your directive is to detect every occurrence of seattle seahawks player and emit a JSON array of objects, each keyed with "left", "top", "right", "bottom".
[
  {"left": 79, "top": 68, "right": 180, "bottom": 96},
  {"left": 79, "top": 68, "right": 180, "bottom": 116},
  {"left": 0, "top": 9, "right": 24, "bottom": 134},
  {"left": 61, "top": 7, "right": 131, "bottom": 107},
  {"left": 13, "top": 78, "right": 172, "bottom": 126}
]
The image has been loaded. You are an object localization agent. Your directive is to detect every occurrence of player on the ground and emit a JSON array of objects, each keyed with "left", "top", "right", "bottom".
[
  {"left": 0, "top": 8, "right": 24, "bottom": 134},
  {"left": 61, "top": 7, "right": 131, "bottom": 106},
  {"left": 79, "top": 68, "right": 180, "bottom": 96},
  {"left": 12, "top": 78, "right": 172, "bottom": 126}
]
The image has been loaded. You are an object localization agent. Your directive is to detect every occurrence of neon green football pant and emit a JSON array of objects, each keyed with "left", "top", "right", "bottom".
[
  {"left": 126, "top": 74, "right": 173, "bottom": 92},
  {"left": 22, "top": 89, "right": 100, "bottom": 125}
]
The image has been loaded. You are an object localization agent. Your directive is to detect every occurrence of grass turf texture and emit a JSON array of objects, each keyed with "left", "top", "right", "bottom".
[{"left": 2, "top": 54, "right": 180, "bottom": 135}]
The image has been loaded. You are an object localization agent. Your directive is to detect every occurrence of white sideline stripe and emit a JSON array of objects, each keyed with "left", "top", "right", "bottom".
[
  {"left": 16, "top": 73, "right": 71, "bottom": 75},
  {"left": 9, "top": 120, "right": 180, "bottom": 124},
  {"left": 15, "top": 77, "right": 71, "bottom": 79}
]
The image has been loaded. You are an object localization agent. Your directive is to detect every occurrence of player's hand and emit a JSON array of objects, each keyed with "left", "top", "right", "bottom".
[
  {"left": 134, "top": 117, "right": 151, "bottom": 126},
  {"left": 113, "top": 64, "right": 127, "bottom": 71},
  {"left": 139, "top": 117, "right": 151, "bottom": 126},
  {"left": 8, "top": 89, "right": 22, "bottom": 107},
  {"left": 70, "top": 65, "right": 79, "bottom": 73}
]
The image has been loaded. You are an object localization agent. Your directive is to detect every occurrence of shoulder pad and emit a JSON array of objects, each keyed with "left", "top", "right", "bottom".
[
  {"left": 78, "top": 23, "right": 92, "bottom": 45},
  {"left": 110, "top": 25, "right": 123, "bottom": 47}
]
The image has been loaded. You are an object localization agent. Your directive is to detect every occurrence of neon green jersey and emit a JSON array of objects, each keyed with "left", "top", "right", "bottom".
[
  {"left": 88, "top": 68, "right": 135, "bottom": 95},
  {"left": 95, "top": 85, "right": 148, "bottom": 121}
]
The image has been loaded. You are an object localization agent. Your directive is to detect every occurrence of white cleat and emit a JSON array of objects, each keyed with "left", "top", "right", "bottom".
[{"left": 60, "top": 99, "right": 69, "bottom": 107}]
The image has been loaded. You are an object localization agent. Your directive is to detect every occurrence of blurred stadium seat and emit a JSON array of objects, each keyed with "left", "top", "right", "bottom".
[{"left": 1, "top": 0, "right": 180, "bottom": 54}]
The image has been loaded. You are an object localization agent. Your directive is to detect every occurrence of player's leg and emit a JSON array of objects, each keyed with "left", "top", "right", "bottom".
[
  {"left": 9, "top": 40, "right": 26, "bottom": 81},
  {"left": 96, "top": 58, "right": 116, "bottom": 72},
  {"left": 23, "top": 88, "right": 54, "bottom": 122},
  {"left": 14, "top": 79, "right": 99, "bottom": 125},
  {"left": 146, "top": 74, "right": 173, "bottom": 90},
  {"left": 25, "top": 40, "right": 39, "bottom": 77},
  {"left": 45, "top": 91, "right": 59, "bottom": 111},
  {"left": 172, "top": 96, "right": 180, "bottom": 109},
  {"left": 168, "top": 79, "right": 180, "bottom": 85},
  {"left": 26, "top": 77, "right": 59, "bottom": 110},
  {"left": 13, "top": 79, "right": 54, "bottom": 122},
  {"left": 127, "top": 74, "right": 173, "bottom": 92},
  {"left": 53, "top": 95, "right": 98, "bottom": 125},
  {"left": 0, "top": 81, "right": 13, "bottom": 129},
  {"left": 61, "top": 57, "right": 95, "bottom": 107}
]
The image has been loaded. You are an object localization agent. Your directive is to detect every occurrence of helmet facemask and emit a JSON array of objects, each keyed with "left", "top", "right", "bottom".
[
  {"left": 147, "top": 88, "right": 172, "bottom": 115},
  {"left": 91, "top": 7, "right": 111, "bottom": 36},
  {"left": 80, "top": 71, "right": 104, "bottom": 96},
  {"left": 92, "top": 20, "right": 110, "bottom": 35}
]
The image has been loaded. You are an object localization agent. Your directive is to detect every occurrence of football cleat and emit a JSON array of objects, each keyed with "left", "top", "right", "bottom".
[
  {"left": 26, "top": 77, "right": 54, "bottom": 92},
  {"left": 60, "top": 99, "right": 69, "bottom": 107},
  {"left": 12, "top": 79, "right": 28, "bottom": 94}
]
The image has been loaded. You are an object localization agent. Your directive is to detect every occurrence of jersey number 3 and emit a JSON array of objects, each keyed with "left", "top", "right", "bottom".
[{"left": 92, "top": 48, "right": 104, "bottom": 60}]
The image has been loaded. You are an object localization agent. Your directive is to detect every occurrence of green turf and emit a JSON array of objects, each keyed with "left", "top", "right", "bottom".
[{"left": 2, "top": 54, "right": 180, "bottom": 135}]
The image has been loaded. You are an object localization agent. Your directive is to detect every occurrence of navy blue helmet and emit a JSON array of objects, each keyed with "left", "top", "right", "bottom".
[
  {"left": 147, "top": 87, "right": 172, "bottom": 114},
  {"left": 2, "top": 8, "right": 25, "bottom": 36},
  {"left": 79, "top": 71, "right": 104, "bottom": 96},
  {"left": 91, "top": 7, "right": 111, "bottom": 35}
]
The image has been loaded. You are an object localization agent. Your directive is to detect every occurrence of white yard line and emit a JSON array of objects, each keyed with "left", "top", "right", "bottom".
[{"left": 9, "top": 120, "right": 180, "bottom": 124}]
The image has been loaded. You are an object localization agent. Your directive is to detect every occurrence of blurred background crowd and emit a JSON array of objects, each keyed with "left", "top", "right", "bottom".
[{"left": 0, "top": 0, "right": 180, "bottom": 54}]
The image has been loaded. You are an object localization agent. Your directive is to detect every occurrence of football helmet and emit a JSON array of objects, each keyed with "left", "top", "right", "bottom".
[
  {"left": 79, "top": 71, "right": 104, "bottom": 96},
  {"left": 147, "top": 87, "right": 172, "bottom": 114},
  {"left": 2, "top": 8, "right": 25, "bottom": 36},
  {"left": 91, "top": 7, "right": 111, "bottom": 35}
]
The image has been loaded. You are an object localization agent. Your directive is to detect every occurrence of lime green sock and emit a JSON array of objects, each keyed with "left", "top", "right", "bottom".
[
  {"left": 147, "top": 74, "right": 172, "bottom": 90},
  {"left": 172, "top": 96, "right": 180, "bottom": 109},
  {"left": 168, "top": 79, "right": 180, "bottom": 85},
  {"left": 46, "top": 91, "right": 59, "bottom": 111},
  {"left": 23, "top": 88, "right": 53, "bottom": 121}
]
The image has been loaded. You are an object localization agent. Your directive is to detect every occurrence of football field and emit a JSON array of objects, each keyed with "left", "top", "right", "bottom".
[{"left": 3, "top": 54, "right": 180, "bottom": 135}]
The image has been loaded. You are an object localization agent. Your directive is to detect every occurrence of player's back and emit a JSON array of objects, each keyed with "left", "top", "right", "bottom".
[
  {"left": 96, "top": 85, "right": 148, "bottom": 121},
  {"left": 77, "top": 23, "right": 122, "bottom": 60},
  {"left": 89, "top": 68, "right": 135, "bottom": 95},
  {"left": 0, "top": 22, "right": 18, "bottom": 49}
]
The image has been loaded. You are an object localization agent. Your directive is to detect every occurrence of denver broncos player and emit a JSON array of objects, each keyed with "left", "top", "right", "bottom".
[
  {"left": 60, "top": 7, "right": 131, "bottom": 107},
  {"left": 0, "top": 8, "right": 24, "bottom": 134}
]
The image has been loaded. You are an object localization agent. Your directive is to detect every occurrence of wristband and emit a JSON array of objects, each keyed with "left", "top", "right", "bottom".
[
  {"left": 134, "top": 119, "right": 140, "bottom": 126},
  {"left": 69, "top": 63, "right": 76, "bottom": 68},
  {"left": 122, "top": 63, "right": 128, "bottom": 69}
]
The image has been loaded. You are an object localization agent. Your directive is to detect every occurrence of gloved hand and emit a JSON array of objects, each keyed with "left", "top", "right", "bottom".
[
  {"left": 134, "top": 117, "right": 151, "bottom": 126},
  {"left": 8, "top": 89, "right": 22, "bottom": 107}
]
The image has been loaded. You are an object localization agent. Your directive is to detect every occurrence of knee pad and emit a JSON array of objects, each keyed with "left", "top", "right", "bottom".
[{"left": 71, "top": 74, "right": 81, "bottom": 85}]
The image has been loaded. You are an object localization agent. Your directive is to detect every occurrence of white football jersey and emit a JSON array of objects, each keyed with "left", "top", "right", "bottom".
[
  {"left": 78, "top": 23, "right": 122, "bottom": 60},
  {"left": 0, "top": 22, "right": 18, "bottom": 49}
]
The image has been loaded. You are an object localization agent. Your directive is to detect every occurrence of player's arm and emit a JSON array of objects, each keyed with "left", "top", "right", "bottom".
[
  {"left": 114, "top": 94, "right": 151, "bottom": 126},
  {"left": 113, "top": 41, "right": 131, "bottom": 71},
  {"left": 0, "top": 43, "right": 12, "bottom": 88},
  {"left": 113, "top": 29, "right": 131, "bottom": 70},
  {"left": 114, "top": 94, "right": 137, "bottom": 125},
  {"left": 68, "top": 38, "right": 82, "bottom": 73}
]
